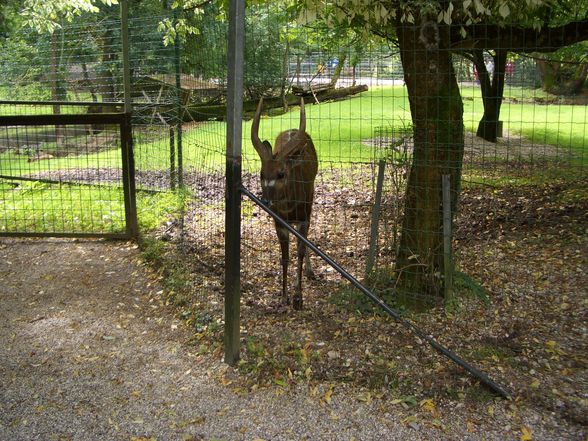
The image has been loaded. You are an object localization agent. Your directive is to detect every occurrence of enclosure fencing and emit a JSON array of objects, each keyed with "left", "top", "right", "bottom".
[{"left": 0, "top": 4, "right": 586, "bottom": 356}]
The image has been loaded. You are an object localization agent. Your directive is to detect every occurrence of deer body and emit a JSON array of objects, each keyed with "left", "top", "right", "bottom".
[{"left": 252, "top": 98, "right": 318, "bottom": 310}]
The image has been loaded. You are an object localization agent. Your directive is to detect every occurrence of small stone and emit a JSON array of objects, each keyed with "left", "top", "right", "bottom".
[{"left": 327, "top": 351, "right": 340, "bottom": 359}]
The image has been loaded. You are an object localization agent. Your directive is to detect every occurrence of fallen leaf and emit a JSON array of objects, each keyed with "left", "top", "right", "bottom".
[
  {"left": 521, "top": 426, "right": 533, "bottom": 441},
  {"left": 323, "top": 385, "right": 334, "bottom": 404},
  {"left": 356, "top": 391, "right": 371, "bottom": 403},
  {"left": 274, "top": 378, "right": 287, "bottom": 387},
  {"left": 420, "top": 398, "right": 436, "bottom": 413}
]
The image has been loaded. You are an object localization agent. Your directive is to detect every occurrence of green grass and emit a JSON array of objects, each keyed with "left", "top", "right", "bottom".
[
  {"left": 224, "top": 85, "right": 585, "bottom": 170},
  {"left": 0, "top": 180, "right": 186, "bottom": 234},
  {"left": 3, "top": 84, "right": 584, "bottom": 177},
  {"left": 460, "top": 85, "right": 587, "bottom": 155},
  {"left": 0, "top": 181, "right": 126, "bottom": 233},
  {"left": 0, "top": 103, "right": 96, "bottom": 116},
  {"left": 242, "top": 86, "right": 412, "bottom": 169},
  {"left": 128, "top": 86, "right": 413, "bottom": 173},
  {"left": 1, "top": 84, "right": 585, "bottom": 234},
  {"left": 0, "top": 149, "right": 123, "bottom": 176}
]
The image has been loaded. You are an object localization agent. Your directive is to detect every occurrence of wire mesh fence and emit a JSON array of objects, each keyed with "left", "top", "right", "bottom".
[
  {"left": 236, "top": 11, "right": 587, "bottom": 311},
  {"left": 0, "top": 104, "right": 136, "bottom": 237},
  {"left": 2, "top": 4, "right": 588, "bottom": 428},
  {"left": 0, "top": 5, "right": 586, "bottom": 309}
]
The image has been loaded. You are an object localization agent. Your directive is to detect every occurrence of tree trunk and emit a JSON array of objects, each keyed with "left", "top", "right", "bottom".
[
  {"left": 536, "top": 59, "right": 560, "bottom": 93},
  {"left": 537, "top": 59, "right": 587, "bottom": 95},
  {"left": 280, "top": 37, "right": 290, "bottom": 112},
  {"left": 51, "top": 32, "right": 66, "bottom": 147},
  {"left": 185, "top": 85, "right": 368, "bottom": 121},
  {"left": 565, "top": 63, "right": 588, "bottom": 95},
  {"left": 474, "top": 49, "right": 507, "bottom": 142},
  {"left": 395, "top": 18, "right": 464, "bottom": 306},
  {"left": 329, "top": 53, "right": 347, "bottom": 88},
  {"left": 82, "top": 62, "right": 98, "bottom": 102}
]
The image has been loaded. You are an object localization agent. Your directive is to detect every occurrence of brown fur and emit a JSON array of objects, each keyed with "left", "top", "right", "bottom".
[{"left": 251, "top": 98, "right": 318, "bottom": 310}]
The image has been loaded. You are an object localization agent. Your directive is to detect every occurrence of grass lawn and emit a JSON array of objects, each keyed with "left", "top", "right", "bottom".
[
  {"left": 0, "top": 180, "right": 185, "bottom": 235},
  {"left": 1, "top": 84, "right": 586, "bottom": 234},
  {"left": 2, "top": 85, "right": 584, "bottom": 176},
  {"left": 460, "top": 85, "right": 587, "bottom": 156},
  {"left": 176, "top": 85, "right": 586, "bottom": 172}
]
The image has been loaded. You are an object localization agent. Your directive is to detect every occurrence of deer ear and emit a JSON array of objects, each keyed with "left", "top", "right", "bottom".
[{"left": 259, "top": 140, "right": 273, "bottom": 160}]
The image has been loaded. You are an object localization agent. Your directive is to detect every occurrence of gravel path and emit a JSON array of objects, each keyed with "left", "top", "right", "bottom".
[
  {"left": 0, "top": 238, "right": 420, "bottom": 441},
  {"left": 0, "top": 238, "right": 583, "bottom": 441}
]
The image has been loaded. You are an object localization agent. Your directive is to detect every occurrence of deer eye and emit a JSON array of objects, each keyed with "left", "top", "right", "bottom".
[{"left": 277, "top": 172, "right": 285, "bottom": 180}]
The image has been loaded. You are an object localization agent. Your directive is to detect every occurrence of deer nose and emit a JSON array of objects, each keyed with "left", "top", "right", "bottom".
[{"left": 261, "top": 182, "right": 275, "bottom": 202}]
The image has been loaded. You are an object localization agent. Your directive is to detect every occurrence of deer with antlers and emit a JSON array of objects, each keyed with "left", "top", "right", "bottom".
[{"left": 251, "top": 98, "right": 319, "bottom": 310}]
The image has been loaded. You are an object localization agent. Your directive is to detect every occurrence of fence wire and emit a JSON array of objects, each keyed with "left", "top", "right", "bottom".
[{"left": 0, "top": 6, "right": 586, "bottom": 309}]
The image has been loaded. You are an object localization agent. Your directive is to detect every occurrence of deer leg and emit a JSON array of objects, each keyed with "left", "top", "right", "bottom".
[
  {"left": 276, "top": 225, "right": 290, "bottom": 305},
  {"left": 300, "top": 221, "right": 315, "bottom": 280},
  {"left": 293, "top": 222, "right": 310, "bottom": 310},
  {"left": 304, "top": 252, "right": 315, "bottom": 279}
]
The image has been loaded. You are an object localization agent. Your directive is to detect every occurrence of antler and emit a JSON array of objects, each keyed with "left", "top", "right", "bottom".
[
  {"left": 251, "top": 98, "right": 272, "bottom": 162},
  {"left": 278, "top": 98, "right": 308, "bottom": 159}
]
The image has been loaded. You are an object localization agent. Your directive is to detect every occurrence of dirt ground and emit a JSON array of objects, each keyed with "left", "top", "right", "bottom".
[
  {"left": 1, "top": 125, "right": 587, "bottom": 440},
  {"left": 1, "top": 180, "right": 586, "bottom": 440}
]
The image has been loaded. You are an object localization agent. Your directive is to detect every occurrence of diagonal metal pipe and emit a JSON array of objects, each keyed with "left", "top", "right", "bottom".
[{"left": 240, "top": 185, "right": 511, "bottom": 399}]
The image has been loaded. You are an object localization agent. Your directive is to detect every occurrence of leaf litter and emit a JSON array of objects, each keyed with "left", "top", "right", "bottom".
[{"left": 0, "top": 171, "right": 586, "bottom": 439}]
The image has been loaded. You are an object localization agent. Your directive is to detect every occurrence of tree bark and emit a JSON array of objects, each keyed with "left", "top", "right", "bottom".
[
  {"left": 280, "top": 37, "right": 290, "bottom": 112},
  {"left": 51, "top": 32, "right": 66, "bottom": 147},
  {"left": 395, "top": 18, "right": 464, "bottom": 306},
  {"left": 329, "top": 53, "right": 347, "bottom": 88},
  {"left": 537, "top": 58, "right": 587, "bottom": 95},
  {"left": 183, "top": 85, "right": 368, "bottom": 121},
  {"left": 451, "top": 19, "right": 588, "bottom": 53},
  {"left": 99, "top": 31, "right": 117, "bottom": 101},
  {"left": 536, "top": 59, "right": 559, "bottom": 93},
  {"left": 566, "top": 63, "right": 588, "bottom": 95}
]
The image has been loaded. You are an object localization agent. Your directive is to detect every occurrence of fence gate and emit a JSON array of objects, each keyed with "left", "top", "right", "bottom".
[{"left": 0, "top": 104, "right": 138, "bottom": 239}]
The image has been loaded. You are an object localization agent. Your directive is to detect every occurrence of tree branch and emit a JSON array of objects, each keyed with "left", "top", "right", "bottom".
[{"left": 452, "top": 19, "right": 588, "bottom": 53}]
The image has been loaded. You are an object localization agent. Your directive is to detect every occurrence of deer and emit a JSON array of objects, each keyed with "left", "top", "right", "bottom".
[{"left": 251, "top": 98, "right": 319, "bottom": 310}]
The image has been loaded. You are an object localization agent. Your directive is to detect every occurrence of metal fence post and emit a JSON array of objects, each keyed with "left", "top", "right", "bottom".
[
  {"left": 224, "top": 0, "right": 245, "bottom": 365},
  {"left": 365, "top": 159, "right": 386, "bottom": 277},
  {"left": 174, "top": 7, "right": 184, "bottom": 189},
  {"left": 120, "top": 0, "right": 138, "bottom": 239},
  {"left": 442, "top": 174, "right": 453, "bottom": 301},
  {"left": 169, "top": 127, "right": 176, "bottom": 190},
  {"left": 121, "top": 113, "right": 138, "bottom": 238}
]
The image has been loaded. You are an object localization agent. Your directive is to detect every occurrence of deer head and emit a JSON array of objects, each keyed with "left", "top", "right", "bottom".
[{"left": 251, "top": 98, "right": 314, "bottom": 211}]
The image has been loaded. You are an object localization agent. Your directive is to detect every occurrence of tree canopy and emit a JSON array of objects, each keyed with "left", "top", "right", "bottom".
[{"left": 19, "top": 0, "right": 119, "bottom": 33}]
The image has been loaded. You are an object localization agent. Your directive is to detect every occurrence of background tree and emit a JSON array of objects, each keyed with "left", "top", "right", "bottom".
[
  {"left": 449, "top": 1, "right": 588, "bottom": 142},
  {"left": 299, "top": 0, "right": 588, "bottom": 304},
  {"left": 535, "top": 42, "right": 588, "bottom": 95}
]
